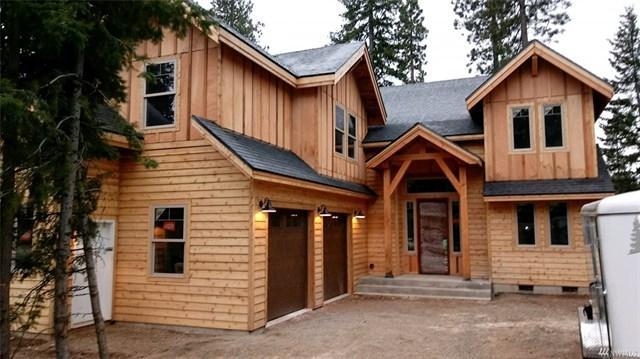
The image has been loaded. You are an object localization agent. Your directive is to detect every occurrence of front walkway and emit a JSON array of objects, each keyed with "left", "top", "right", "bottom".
[{"left": 16, "top": 294, "right": 583, "bottom": 358}]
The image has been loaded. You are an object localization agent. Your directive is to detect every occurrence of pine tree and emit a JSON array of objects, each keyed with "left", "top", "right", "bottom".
[
  {"left": 453, "top": 0, "right": 571, "bottom": 74},
  {"left": 394, "top": 0, "right": 429, "bottom": 83},
  {"left": 601, "top": 7, "right": 640, "bottom": 193},
  {"left": 211, "top": 0, "right": 264, "bottom": 44},
  {"left": 331, "top": 0, "right": 400, "bottom": 86}
]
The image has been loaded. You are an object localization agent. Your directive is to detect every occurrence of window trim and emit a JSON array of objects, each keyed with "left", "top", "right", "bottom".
[
  {"left": 548, "top": 202, "right": 571, "bottom": 247},
  {"left": 149, "top": 204, "right": 188, "bottom": 278},
  {"left": 514, "top": 203, "right": 537, "bottom": 247},
  {"left": 404, "top": 200, "right": 417, "bottom": 253},
  {"left": 346, "top": 112, "right": 358, "bottom": 160},
  {"left": 143, "top": 58, "right": 178, "bottom": 131},
  {"left": 541, "top": 103, "right": 567, "bottom": 150},
  {"left": 334, "top": 103, "right": 347, "bottom": 157},
  {"left": 508, "top": 104, "right": 535, "bottom": 153}
]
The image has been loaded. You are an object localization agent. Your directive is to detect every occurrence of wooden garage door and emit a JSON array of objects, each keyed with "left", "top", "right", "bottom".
[
  {"left": 323, "top": 214, "right": 348, "bottom": 300},
  {"left": 267, "top": 209, "right": 308, "bottom": 321}
]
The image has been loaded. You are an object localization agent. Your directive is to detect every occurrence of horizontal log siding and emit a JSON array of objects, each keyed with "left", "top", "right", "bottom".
[
  {"left": 114, "top": 140, "right": 252, "bottom": 330},
  {"left": 487, "top": 201, "right": 593, "bottom": 287}
]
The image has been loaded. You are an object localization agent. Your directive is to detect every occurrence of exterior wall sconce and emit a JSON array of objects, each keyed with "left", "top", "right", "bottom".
[
  {"left": 354, "top": 209, "right": 366, "bottom": 219},
  {"left": 317, "top": 204, "right": 332, "bottom": 217},
  {"left": 259, "top": 198, "right": 276, "bottom": 213}
]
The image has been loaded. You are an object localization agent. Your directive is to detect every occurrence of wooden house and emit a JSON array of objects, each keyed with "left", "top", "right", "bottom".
[{"left": 12, "top": 19, "right": 614, "bottom": 332}]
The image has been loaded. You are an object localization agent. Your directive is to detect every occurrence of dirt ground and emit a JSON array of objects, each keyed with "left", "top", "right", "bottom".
[{"left": 13, "top": 293, "right": 586, "bottom": 358}]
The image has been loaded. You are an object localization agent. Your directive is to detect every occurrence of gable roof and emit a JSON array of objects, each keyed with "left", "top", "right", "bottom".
[
  {"left": 366, "top": 123, "right": 483, "bottom": 169},
  {"left": 467, "top": 40, "right": 614, "bottom": 109},
  {"left": 192, "top": 116, "right": 375, "bottom": 196},
  {"left": 274, "top": 42, "right": 365, "bottom": 77},
  {"left": 364, "top": 76, "right": 487, "bottom": 143}
]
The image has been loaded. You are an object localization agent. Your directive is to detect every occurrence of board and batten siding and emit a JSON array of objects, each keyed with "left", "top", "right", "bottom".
[
  {"left": 251, "top": 181, "right": 367, "bottom": 329},
  {"left": 487, "top": 201, "right": 593, "bottom": 287},
  {"left": 114, "top": 140, "right": 252, "bottom": 330},
  {"left": 483, "top": 57, "right": 598, "bottom": 181}
]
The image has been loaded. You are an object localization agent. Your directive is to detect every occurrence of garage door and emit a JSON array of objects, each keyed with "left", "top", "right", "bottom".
[
  {"left": 323, "top": 214, "right": 348, "bottom": 300},
  {"left": 267, "top": 209, "right": 308, "bottom": 321}
]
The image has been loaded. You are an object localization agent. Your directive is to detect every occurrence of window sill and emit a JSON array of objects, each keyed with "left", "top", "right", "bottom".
[
  {"left": 142, "top": 124, "right": 178, "bottom": 133},
  {"left": 147, "top": 273, "right": 188, "bottom": 282}
]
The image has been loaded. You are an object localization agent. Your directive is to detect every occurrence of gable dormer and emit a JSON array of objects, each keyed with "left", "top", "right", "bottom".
[{"left": 468, "top": 41, "right": 613, "bottom": 182}]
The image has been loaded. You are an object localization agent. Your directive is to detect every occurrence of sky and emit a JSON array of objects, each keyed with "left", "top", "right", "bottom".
[{"left": 197, "top": 0, "right": 640, "bottom": 82}]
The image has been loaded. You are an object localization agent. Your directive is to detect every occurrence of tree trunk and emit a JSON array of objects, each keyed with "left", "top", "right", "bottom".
[
  {"left": 518, "top": 0, "right": 528, "bottom": 47},
  {"left": 490, "top": 11, "right": 500, "bottom": 73},
  {"left": 367, "top": 3, "right": 374, "bottom": 52},
  {"left": 54, "top": 44, "right": 85, "bottom": 359},
  {"left": 80, "top": 212, "right": 109, "bottom": 359}
]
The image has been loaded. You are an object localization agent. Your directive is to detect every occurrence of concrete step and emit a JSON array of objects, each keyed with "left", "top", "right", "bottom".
[
  {"left": 357, "top": 276, "right": 491, "bottom": 291},
  {"left": 355, "top": 283, "right": 491, "bottom": 300}
]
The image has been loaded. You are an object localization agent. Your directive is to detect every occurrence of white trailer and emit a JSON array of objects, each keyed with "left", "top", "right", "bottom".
[{"left": 579, "top": 190, "right": 640, "bottom": 359}]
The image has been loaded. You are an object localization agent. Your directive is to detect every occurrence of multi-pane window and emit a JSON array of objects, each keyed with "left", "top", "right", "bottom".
[
  {"left": 516, "top": 203, "right": 536, "bottom": 245},
  {"left": 511, "top": 107, "right": 532, "bottom": 150},
  {"left": 335, "top": 105, "right": 345, "bottom": 154},
  {"left": 549, "top": 202, "right": 569, "bottom": 245},
  {"left": 347, "top": 114, "right": 357, "bottom": 159},
  {"left": 543, "top": 104, "right": 564, "bottom": 148},
  {"left": 405, "top": 201, "right": 415, "bottom": 252},
  {"left": 151, "top": 206, "right": 185, "bottom": 275},
  {"left": 144, "top": 61, "right": 176, "bottom": 128}
]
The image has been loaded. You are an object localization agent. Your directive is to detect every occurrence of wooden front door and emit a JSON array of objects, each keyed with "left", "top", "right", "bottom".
[
  {"left": 323, "top": 214, "right": 348, "bottom": 300},
  {"left": 267, "top": 209, "right": 308, "bottom": 321},
  {"left": 418, "top": 201, "right": 449, "bottom": 274}
]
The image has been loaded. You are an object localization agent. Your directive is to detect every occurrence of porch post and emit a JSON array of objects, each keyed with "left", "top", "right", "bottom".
[
  {"left": 383, "top": 167, "right": 393, "bottom": 278},
  {"left": 459, "top": 166, "right": 471, "bottom": 280}
]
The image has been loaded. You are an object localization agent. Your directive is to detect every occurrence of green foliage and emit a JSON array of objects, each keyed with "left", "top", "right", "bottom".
[
  {"left": 453, "top": 0, "right": 570, "bottom": 74},
  {"left": 210, "top": 0, "right": 264, "bottom": 44},
  {"left": 394, "top": 0, "right": 429, "bottom": 83},
  {"left": 601, "top": 7, "right": 640, "bottom": 193}
]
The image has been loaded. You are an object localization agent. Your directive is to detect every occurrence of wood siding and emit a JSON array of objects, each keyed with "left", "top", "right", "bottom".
[
  {"left": 487, "top": 201, "right": 593, "bottom": 286},
  {"left": 114, "top": 140, "right": 252, "bottom": 330},
  {"left": 483, "top": 57, "right": 598, "bottom": 181}
]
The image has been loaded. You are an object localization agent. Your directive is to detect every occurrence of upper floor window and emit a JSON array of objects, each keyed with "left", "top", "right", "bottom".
[
  {"left": 511, "top": 107, "right": 532, "bottom": 150},
  {"left": 347, "top": 113, "right": 357, "bottom": 159},
  {"left": 516, "top": 203, "right": 535, "bottom": 245},
  {"left": 543, "top": 104, "right": 564, "bottom": 148},
  {"left": 144, "top": 60, "right": 176, "bottom": 128},
  {"left": 335, "top": 105, "right": 345, "bottom": 154},
  {"left": 548, "top": 202, "right": 569, "bottom": 246},
  {"left": 151, "top": 205, "right": 185, "bottom": 275}
]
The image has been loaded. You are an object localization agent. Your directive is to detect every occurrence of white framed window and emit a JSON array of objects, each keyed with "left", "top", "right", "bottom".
[
  {"left": 510, "top": 106, "right": 533, "bottom": 151},
  {"left": 548, "top": 202, "right": 569, "bottom": 246},
  {"left": 144, "top": 60, "right": 176, "bottom": 128},
  {"left": 150, "top": 205, "right": 186, "bottom": 275},
  {"left": 334, "top": 104, "right": 345, "bottom": 155},
  {"left": 404, "top": 201, "right": 416, "bottom": 252},
  {"left": 347, "top": 113, "right": 357, "bottom": 159},
  {"left": 542, "top": 104, "right": 565, "bottom": 149},
  {"left": 516, "top": 203, "right": 536, "bottom": 246}
]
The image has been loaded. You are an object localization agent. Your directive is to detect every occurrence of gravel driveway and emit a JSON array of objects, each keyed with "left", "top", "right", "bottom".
[{"left": 15, "top": 293, "right": 585, "bottom": 358}]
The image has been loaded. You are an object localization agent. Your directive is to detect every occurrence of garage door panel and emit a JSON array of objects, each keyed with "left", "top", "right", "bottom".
[{"left": 323, "top": 214, "right": 347, "bottom": 301}]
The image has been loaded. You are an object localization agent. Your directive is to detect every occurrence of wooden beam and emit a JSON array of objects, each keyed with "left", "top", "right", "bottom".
[
  {"left": 434, "top": 158, "right": 461, "bottom": 193},
  {"left": 459, "top": 166, "right": 470, "bottom": 280},
  {"left": 383, "top": 167, "right": 393, "bottom": 277},
  {"left": 483, "top": 192, "right": 614, "bottom": 202},
  {"left": 390, "top": 153, "right": 449, "bottom": 162},
  {"left": 531, "top": 55, "right": 539, "bottom": 77},
  {"left": 389, "top": 159, "right": 412, "bottom": 195}
]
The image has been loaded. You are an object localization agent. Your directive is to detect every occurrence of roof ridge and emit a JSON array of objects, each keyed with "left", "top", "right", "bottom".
[
  {"left": 382, "top": 75, "right": 489, "bottom": 89},
  {"left": 273, "top": 41, "right": 364, "bottom": 57}
]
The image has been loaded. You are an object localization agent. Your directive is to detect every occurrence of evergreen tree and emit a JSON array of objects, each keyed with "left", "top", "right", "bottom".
[
  {"left": 601, "top": 7, "right": 640, "bottom": 193},
  {"left": 331, "top": 0, "right": 400, "bottom": 86},
  {"left": 210, "top": 0, "right": 264, "bottom": 44},
  {"left": 453, "top": 0, "right": 571, "bottom": 74},
  {"left": 394, "top": 0, "right": 429, "bottom": 83}
]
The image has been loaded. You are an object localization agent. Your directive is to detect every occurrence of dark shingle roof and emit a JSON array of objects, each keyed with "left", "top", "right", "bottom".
[
  {"left": 364, "top": 76, "right": 488, "bottom": 142},
  {"left": 484, "top": 151, "right": 614, "bottom": 196},
  {"left": 274, "top": 42, "right": 364, "bottom": 77},
  {"left": 193, "top": 116, "right": 375, "bottom": 196}
]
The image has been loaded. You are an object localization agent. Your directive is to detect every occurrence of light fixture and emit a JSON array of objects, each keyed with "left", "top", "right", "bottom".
[
  {"left": 317, "top": 204, "right": 331, "bottom": 217},
  {"left": 259, "top": 198, "right": 276, "bottom": 213},
  {"left": 354, "top": 209, "right": 366, "bottom": 219}
]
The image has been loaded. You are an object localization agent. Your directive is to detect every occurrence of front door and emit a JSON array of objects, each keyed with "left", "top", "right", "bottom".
[
  {"left": 418, "top": 201, "right": 449, "bottom": 274},
  {"left": 323, "top": 214, "right": 348, "bottom": 300},
  {"left": 71, "top": 220, "right": 115, "bottom": 327},
  {"left": 267, "top": 209, "right": 308, "bottom": 321}
]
